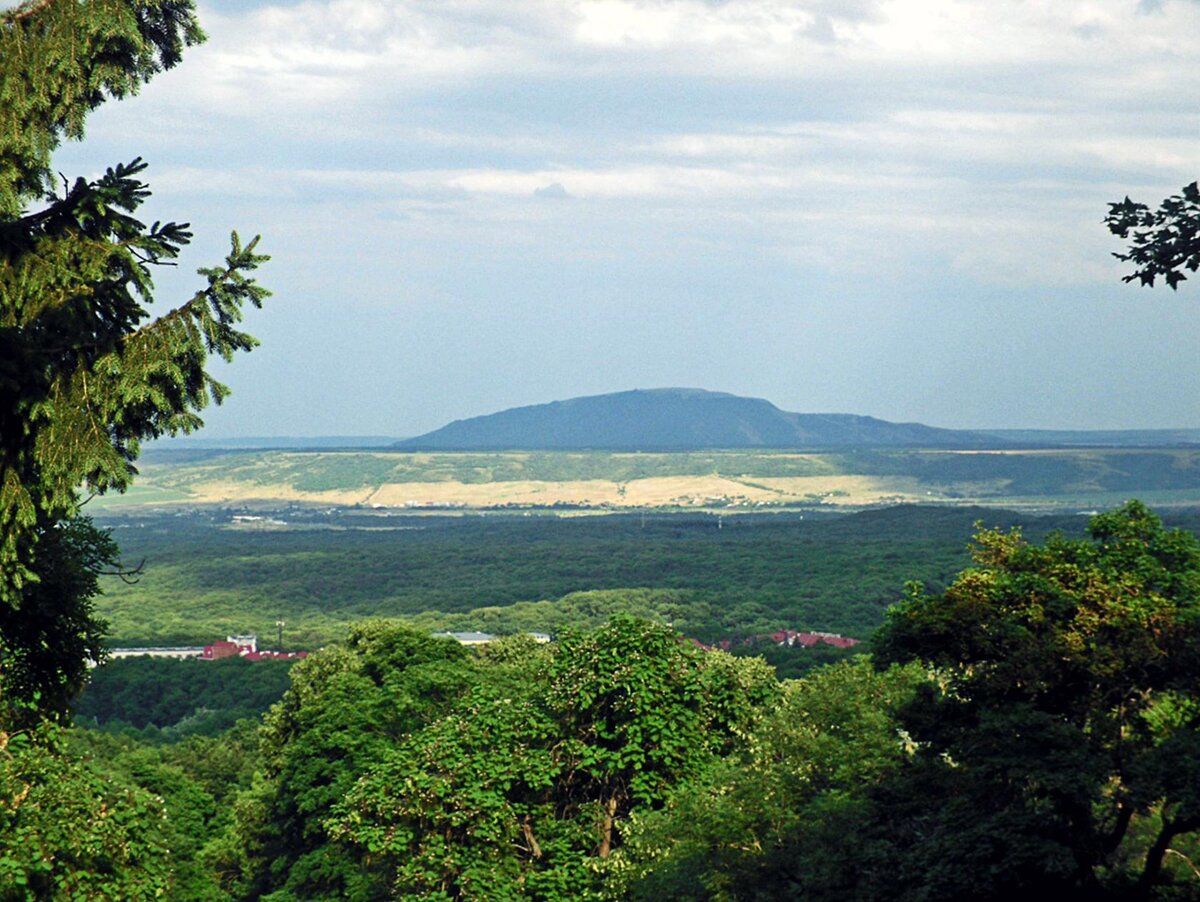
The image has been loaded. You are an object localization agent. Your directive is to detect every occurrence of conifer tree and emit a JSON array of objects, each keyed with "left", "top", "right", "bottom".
[{"left": 0, "top": 0, "right": 269, "bottom": 714}]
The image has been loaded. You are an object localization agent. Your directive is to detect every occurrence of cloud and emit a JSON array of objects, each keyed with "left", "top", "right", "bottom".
[
  {"left": 571, "top": 0, "right": 814, "bottom": 48},
  {"left": 533, "top": 181, "right": 571, "bottom": 198},
  {"left": 164, "top": 0, "right": 1200, "bottom": 127},
  {"left": 54, "top": 0, "right": 1200, "bottom": 435}
]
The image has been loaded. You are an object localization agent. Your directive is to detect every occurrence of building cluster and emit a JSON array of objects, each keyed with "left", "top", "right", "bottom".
[
  {"left": 201, "top": 634, "right": 308, "bottom": 661},
  {"left": 106, "top": 634, "right": 307, "bottom": 663},
  {"left": 690, "top": 630, "right": 861, "bottom": 653},
  {"left": 768, "top": 630, "right": 860, "bottom": 649},
  {"left": 104, "top": 628, "right": 857, "bottom": 664}
]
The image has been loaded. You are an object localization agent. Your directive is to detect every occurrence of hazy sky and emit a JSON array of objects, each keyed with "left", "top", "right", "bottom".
[{"left": 55, "top": 0, "right": 1200, "bottom": 436}]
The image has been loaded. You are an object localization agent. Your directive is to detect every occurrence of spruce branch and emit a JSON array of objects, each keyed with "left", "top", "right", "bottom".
[{"left": 1, "top": 0, "right": 55, "bottom": 26}]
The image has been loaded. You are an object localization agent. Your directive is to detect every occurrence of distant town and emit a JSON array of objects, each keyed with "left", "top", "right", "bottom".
[{"left": 103, "top": 627, "right": 861, "bottom": 663}]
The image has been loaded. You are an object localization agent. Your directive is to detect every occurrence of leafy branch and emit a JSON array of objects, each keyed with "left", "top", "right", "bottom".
[{"left": 1106, "top": 182, "right": 1200, "bottom": 290}]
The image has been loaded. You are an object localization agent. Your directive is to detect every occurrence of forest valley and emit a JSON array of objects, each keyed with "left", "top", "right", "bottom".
[
  {"left": 5, "top": 0, "right": 1200, "bottom": 898},
  {"left": 3, "top": 501, "right": 1200, "bottom": 899}
]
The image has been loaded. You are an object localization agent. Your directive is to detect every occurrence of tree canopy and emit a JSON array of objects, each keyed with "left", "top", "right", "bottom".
[
  {"left": 873, "top": 501, "right": 1200, "bottom": 897},
  {"left": 21, "top": 505, "right": 1197, "bottom": 898},
  {"left": 215, "top": 617, "right": 779, "bottom": 900},
  {"left": 0, "top": 0, "right": 269, "bottom": 723},
  {"left": 0, "top": 2, "right": 270, "bottom": 893},
  {"left": 603, "top": 504, "right": 1200, "bottom": 900}
]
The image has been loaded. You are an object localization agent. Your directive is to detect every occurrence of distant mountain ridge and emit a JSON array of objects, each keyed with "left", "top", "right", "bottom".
[{"left": 394, "top": 389, "right": 1004, "bottom": 451}]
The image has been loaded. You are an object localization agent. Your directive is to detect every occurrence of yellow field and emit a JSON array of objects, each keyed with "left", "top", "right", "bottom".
[
  {"left": 151, "top": 472, "right": 935, "bottom": 510},
  {"left": 89, "top": 445, "right": 1200, "bottom": 513}
]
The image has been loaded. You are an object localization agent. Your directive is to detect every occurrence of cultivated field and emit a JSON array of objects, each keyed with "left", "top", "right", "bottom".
[{"left": 87, "top": 446, "right": 1200, "bottom": 513}]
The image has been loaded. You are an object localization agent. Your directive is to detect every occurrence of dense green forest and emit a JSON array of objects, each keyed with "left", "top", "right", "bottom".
[
  {"left": 76, "top": 625, "right": 854, "bottom": 742},
  {"left": 95, "top": 505, "right": 1104, "bottom": 647},
  {"left": 2, "top": 503, "right": 1186, "bottom": 898},
  {"left": 78, "top": 504, "right": 1110, "bottom": 747},
  {"left": 75, "top": 656, "right": 296, "bottom": 741}
]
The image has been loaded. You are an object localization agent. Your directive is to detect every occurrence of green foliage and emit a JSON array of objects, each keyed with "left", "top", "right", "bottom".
[
  {"left": 225, "top": 617, "right": 779, "bottom": 899},
  {"left": 0, "top": 5, "right": 269, "bottom": 896},
  {"left": 611, "top": 659, "right": 924, "bottom": 901},
  {"left": 408, "top": 588, "right": 699, "bottom": 639},
  {"left": 332, "top": 672, "right": 575, "bottom": 899},
  {"left": 1107, "top": 182, "right": 1200, "bottom": 289},
  {"left": 1, "top": 514, "right": 114, "bottom": 727},
  {"left": 0, "top": 0, "right": 268, "bottom": 695},
  {"left": 0, "top": 721, "right": 173, "bottom": 899},
  {"left": 75, "top": 655, "right": 296, "bottom": 739},
  {"left": 548, "top": 617, "right": 744, "bottom": 816},
  {"left": 873, "top": 501, "right": 1200, "bottom": 896},
  {"left": 608, "top": 504, "right": 1200, "bottom": 899},
  {"left": 65, "top": 722, "right": 262, "bottom": 899},
  {"left": 0, "top": 0, "right": 201, "bottom": 215},
  {"left": 45, "top": 502, "right": 1200, "bottom": 899},
  {"left": 222, "top": 622, "right": 473, "bottom": 899},
  {"left": 729, "top": 638, "right": 859, "bottom": 680}
]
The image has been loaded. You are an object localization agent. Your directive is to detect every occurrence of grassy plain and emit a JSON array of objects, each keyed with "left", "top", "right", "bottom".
[{"left": 90, "top": 446, "right": 1200, "bottom": 513}]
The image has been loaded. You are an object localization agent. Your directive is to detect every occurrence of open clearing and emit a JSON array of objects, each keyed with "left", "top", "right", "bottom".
[{"left": 157, "top": 473, "right": 930, "bottom": 509}]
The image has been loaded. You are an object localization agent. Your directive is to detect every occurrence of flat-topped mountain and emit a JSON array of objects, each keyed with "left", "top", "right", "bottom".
[{"left": 394, "top": 389, "right": 1002, "bottom": 451}]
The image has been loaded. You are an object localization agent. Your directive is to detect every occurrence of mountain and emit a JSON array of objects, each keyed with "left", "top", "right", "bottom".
[{"left": 394, "top": 389, "right": 1004, "bottom": 451}]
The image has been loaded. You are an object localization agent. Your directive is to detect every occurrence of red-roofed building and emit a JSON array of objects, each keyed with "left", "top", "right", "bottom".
[
  {"left": 818, "top": 635, "right": 858, "bottom": 649},
  {"left": 203, "top": 634, "right": 260, "bottom": 660},
  {"left": 244, "top": 650, "right": 309, "bottom": 661},
  {"left": 202, "top": 640, "right": 241, "bottom": 660},
  {"left": 687, "top": 628, "right": 861, "bottom": 654}
]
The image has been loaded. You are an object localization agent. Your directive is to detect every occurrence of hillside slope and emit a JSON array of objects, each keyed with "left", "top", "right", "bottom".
[{"left": 395, "top": 389, "right": 999, "bottom": 450}]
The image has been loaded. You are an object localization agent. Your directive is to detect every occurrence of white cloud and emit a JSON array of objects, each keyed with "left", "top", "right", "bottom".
[
  {"left": 533, "top": 181, "right": 571, "bottom": 198},
  {"left": 164, "top": 0, "right": 1200, "bottom": 135},
  {"left": 571, "top": 0, "right": 816, "bottom": 48}
]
